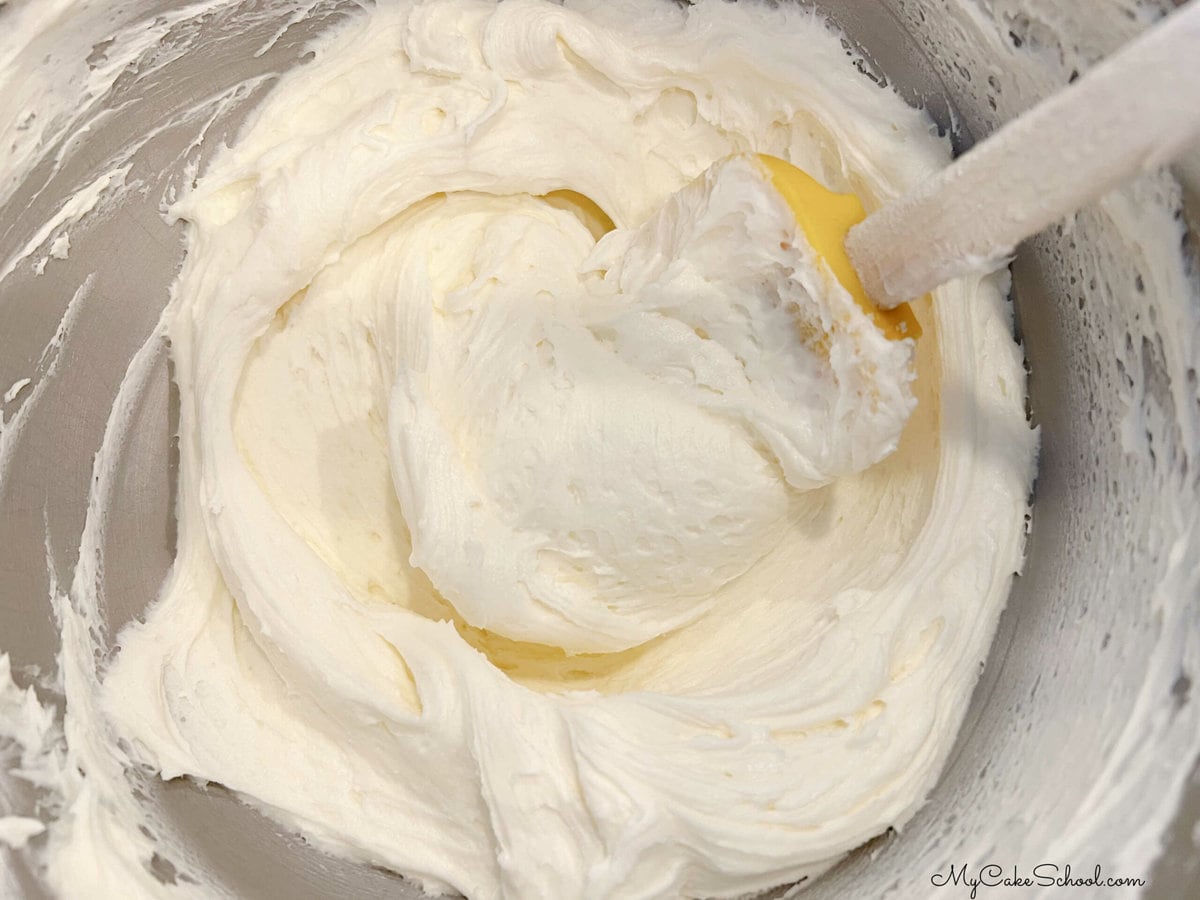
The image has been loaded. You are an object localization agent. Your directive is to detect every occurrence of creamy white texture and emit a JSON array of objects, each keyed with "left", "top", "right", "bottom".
[
  {"left": 386, "top": 155, "right": 916, "bottom": 652},
  {"left": 1, "top": 0, "right": 1041, "bottom": 898},
  {"left": 92, "top": 1, "right": 1036, "bottom": 897}
]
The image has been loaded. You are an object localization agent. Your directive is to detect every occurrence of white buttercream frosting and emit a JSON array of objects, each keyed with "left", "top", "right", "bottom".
[
  {"left": 1, "top": 1, "right": 1039, "bottom": 898},
  {"left": 384, "top": 154, "right": 916, "bottom": 652}
]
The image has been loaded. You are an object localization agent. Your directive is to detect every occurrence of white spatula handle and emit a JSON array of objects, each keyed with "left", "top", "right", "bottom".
[{"left": 847, "top": 0, "right": 1200, "bottom": 308}]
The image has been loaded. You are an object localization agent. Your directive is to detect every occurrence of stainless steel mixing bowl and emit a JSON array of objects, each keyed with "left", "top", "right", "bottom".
[{"left": 1, "top": 0, "right": 1197, "bottom": 897}]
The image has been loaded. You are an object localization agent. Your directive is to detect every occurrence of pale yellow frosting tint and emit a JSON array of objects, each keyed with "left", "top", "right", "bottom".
[{"left": 95, "top": 1, "right": 1036, "bottom": 898}]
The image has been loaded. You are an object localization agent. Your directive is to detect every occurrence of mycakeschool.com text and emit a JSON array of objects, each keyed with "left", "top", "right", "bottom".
[{"left": 929, "top": 863, "right": 1146, "bottom": 897}]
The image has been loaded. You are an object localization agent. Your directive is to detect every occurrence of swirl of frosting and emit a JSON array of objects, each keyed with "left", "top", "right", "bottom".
[{"left": 102, "top": 2, "right": 1035, "bottom": 897}]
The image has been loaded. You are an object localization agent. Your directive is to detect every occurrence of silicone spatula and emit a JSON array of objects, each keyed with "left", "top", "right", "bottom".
[{"left": 768, "top": 1, "right": 1200, "bottom": 318}]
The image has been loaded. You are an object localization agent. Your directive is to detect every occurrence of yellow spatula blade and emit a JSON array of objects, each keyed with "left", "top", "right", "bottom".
[{"left": 756, "top": 154, "right": 921, "bottom": 341}]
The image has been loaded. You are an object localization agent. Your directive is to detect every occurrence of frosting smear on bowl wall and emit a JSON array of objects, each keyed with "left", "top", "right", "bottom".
[{"left": 0, "top": 0, "right": 1039, "bottom": 897}]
